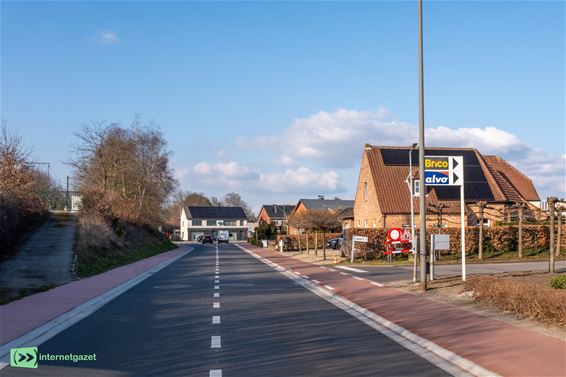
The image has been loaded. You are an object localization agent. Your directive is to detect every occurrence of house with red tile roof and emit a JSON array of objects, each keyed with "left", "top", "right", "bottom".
[{"left": 354, "top": 145, "right": 542, "bottom": 229}]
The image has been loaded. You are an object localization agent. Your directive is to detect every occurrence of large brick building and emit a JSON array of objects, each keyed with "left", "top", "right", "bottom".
[{"left": 354, "top": 145, "right": 542, "bottom": 229}]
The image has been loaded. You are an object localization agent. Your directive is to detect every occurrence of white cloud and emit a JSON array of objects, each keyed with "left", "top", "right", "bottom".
[
  {"left": 187, "top": 160, "right": 342, "bottom": 196},
  {"left": 267, "top": 107, "right": 564, "bottom": 196},
  {"left": 259, "top": 167, "right": 341, "bottom": 194},
  {"left": 193, "top": 161, "right": 258, "bottom": 179},
  {"left": 93, "top": 31, "right": 120, "bottom": 45}
]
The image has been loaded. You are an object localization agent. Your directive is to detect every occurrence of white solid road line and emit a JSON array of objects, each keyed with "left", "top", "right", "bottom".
[
  {"left": 214, "top": 292, "right": 219, "bottom": 298},
  {"left": 211, "top": 336, "right": 221, "bottom": 348},
  {"left": 312, "top": 280, "right": 321, "bottom": 284},
  {"left": 337, "top": 266, "right": 370, "bottom": 273},
  {"left": 235, "top": 244, "right": 499, "bottom": 377},
  {"left": 324, "top": 285, "right": 335, "bottom": 291},
  {"left": 0, "top": 245, "right": 194, "bottom": 370},
  {"left": 212, "top": 316, "right": 220, "bottom": 324},
  {"left": 214, "top": 285, "right": 220, "bottom": 289},
  {"left": 210, "top": 369, "right": 222, "bottom": 377},
  {"left": 213, "top": 302, "right": 220, "bottom": 308},
  {"left": 371, "top": 281, "right": 384, "bottom": 287}
]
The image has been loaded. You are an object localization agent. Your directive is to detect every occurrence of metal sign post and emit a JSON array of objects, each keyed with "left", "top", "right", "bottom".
[
  {"left": 424, "top": 155, "right": 466, "bottom": 281},
  {"left": 351, "top": 235, "right": 368, "bottom": 263}
]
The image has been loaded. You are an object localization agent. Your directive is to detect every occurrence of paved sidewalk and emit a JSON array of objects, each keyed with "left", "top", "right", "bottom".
[
  {"left": 246, "top": 244, "right": 566, "bottom": 377},
  {"left": 0, "top": 245, "right": 189, "bottom": 345}
]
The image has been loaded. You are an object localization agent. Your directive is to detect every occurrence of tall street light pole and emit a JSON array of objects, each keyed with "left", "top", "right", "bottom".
[
  {"left": 408, "top": 143, "right": 418, "bottom": 282},
  {"left": 418, "top": 0, "right": 427, "bottom": 291}
]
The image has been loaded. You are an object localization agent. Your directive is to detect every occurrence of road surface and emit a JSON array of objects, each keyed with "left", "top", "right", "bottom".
[{"left": 4, "top": 243, "right": 450, "bottom": 377}]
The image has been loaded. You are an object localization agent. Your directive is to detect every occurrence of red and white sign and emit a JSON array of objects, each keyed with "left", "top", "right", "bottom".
[{"left": 388, "top": 228, "right": 403, "bottom": 242}]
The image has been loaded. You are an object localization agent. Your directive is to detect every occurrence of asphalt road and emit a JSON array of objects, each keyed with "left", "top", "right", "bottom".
[
  {"left": 5, "top": 244, "right": 450, "bottom": 377},
  {"left": 337, "top": 260, "right": 566, "bottom": 284}
]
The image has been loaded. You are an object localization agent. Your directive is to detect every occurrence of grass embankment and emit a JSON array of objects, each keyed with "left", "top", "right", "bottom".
[
  {"left": 75, "top": 215, "right": 177, "bottom": 278},
  {"left": 76, "top": 241, "right": 176, "bottom": 278},
  {"left": 465, "top": 273, "right": 566, "bottom": 327}
]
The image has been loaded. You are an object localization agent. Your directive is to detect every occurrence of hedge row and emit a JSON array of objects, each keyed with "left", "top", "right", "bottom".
[
  {"left": 343, "top": 225, "right": 566, "bottom": 260},
  {"left": 275, "top": 232, "right": 341, "bottom": 251}
]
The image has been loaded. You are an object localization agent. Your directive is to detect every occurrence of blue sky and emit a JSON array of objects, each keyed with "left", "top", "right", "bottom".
[{"left": 1, "top": 1, "right": 564, "bottom": 212}]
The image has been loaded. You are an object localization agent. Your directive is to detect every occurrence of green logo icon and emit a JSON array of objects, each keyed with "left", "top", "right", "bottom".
[{"left": 10, "top": 347, "right": 38, "bottom": 368}]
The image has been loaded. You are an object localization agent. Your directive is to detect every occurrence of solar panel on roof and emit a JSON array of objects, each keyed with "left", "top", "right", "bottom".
[{"left": 379, "top": 148, "right": 495, "bottom": 202}]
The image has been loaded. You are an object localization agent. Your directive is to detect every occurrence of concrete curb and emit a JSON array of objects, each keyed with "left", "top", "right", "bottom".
[
  {"left": 0, "top": 247, "right": 192, "bottom": 369},
  {"left": 237, "top": 244, "right": 501, "bottom": 377}
]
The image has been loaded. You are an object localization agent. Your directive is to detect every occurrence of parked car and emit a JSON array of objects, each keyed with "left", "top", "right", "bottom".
[
  {"left": 201, "top": 235, "right": 214, "bottom": 244},
  {"left": 196, "top": 235, "right": 204, "bottom": 243},
  {"left": 327, "top": 237, "right": 343, "bottom": 250}
]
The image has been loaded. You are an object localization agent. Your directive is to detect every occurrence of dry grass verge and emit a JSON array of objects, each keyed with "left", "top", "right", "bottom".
[
  {"left": 75, "top": 214, "right": 176, "bottom": 278},
  {"left": 465, "top": 273, "right": 566, "bottom": 327}
]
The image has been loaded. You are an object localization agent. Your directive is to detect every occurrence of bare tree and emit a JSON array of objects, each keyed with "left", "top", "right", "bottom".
[
  {"left": 70, "top": 119, "right": 176, "bottom": 225},
  {"left": 222, "top": 192, "right": 254, "bottom": 220},
  {"left": 304, "top": 209, "right": 341, "bottom": 260}
]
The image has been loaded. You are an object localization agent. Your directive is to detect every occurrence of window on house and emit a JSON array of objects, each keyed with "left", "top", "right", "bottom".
[
  {"left": 224, "top": 220, "right": 237, "bottom": 226},
  {"left": 192, "top": 220, "right": 202, "bottom": 226},
  {"left": 363, "top": 182, "right": 368, "bottom": 201},
  {"left": 413, "top": 180, "right": 420, "bottom": 196},
  {"left": 207, "top": 220, "right": 216, "bottom": 226}
]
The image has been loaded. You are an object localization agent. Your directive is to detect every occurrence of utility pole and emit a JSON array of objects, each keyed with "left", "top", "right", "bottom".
[
  {"left": 477, "top": 201, "right": 486, "bottom": 260},
  {"left": 556, "top": 203, "right": 562, "bottom": 257},
  {"left": 417, "top": 0, "right": 427, "bottom": 291},
  {"left": 66, "top": 176, "right": 70, "bottom": 211},
  {"left": 408, "top": 143, "right": 418, "bottom": 282},
  {"left": 518, "top": 203, "right": 524, "bottom": 258},
  {"left": 548, "top": 197, "right": 557, "bottom": 273}
]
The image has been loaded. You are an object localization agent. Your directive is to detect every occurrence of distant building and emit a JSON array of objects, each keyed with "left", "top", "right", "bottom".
[
  {"left": 354, "top": 145, "right": 542, "bottom": 229},
  {"left": 337, "top": 207, "right": 354, "bottom": 230},
  {"left": 180, "top": 206, "right": 248, "bottom": 241},
  {"left": 257, "top": 204, "right": 295, "bottom": 232},
  {"left": 288, "top": 197, "right": 355, "bottom": 235}
]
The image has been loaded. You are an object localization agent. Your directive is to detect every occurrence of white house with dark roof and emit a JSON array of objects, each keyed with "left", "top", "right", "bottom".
[{"left": 180, "top": 206, "right": 248, "bottom": 241}]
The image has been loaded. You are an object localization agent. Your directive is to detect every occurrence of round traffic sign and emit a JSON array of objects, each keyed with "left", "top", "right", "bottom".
[{"left": 388, "top": 228, "right": 403, "bottom": 241}]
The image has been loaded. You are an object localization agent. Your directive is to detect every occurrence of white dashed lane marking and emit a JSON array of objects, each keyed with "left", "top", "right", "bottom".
[
  {"left": 328, "top": 268, "right": 337, "bottom": 272},
  {"left": 210, "top": 370, "right": 222, "bottom": 377},
  {"left": 371, "top": 281, "right": 384, "bottom": 287},
  {"left": 214, "top": 292, "right": 219, "bottom": 298},
  {"left": 340, "top": 272, "right": 349, "bottom": 276},
  {"left": 212, "top": 316, "right": 220, "bottom": 324},
  {"left": 215, "top": 285, "right": 220, "bottom": 289},
  {"left": 324, "top": 285, "right": 335, "bottom": 291},
  {"left": 214, "top": 280, "right": 219, "bottom": 283},
  {"left": 211, "top": 336, "right": 221, "bottom": 348},
  {"left": 353, "top": 276, "right": 364, "bottom": 281},
  {"left": 213, "top": 302, "right": 220, "bottom": 309},
  {"left": 312, "top": 280, "right": 321, "bottom": 284},
  {"left": 303, "top": 275, "right": 310, "bottom": 279},
  {"left": 337, "top": 266, "right": 370, "bottom": 273}
]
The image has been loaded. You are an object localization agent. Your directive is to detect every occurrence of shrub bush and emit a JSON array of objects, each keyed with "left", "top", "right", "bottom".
[
  {"left": 466, "top": 274, "right": 566, "bottom": 326},
  {"left": 550, "top": 275, "right": 566, "bottom": 289}
]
